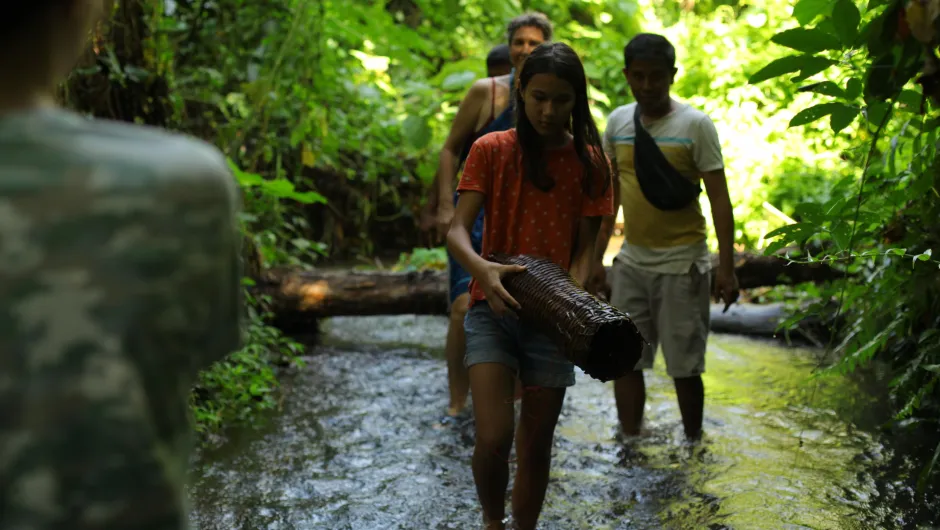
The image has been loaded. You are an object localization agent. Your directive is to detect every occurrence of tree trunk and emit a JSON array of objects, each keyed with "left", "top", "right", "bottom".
[
  {"left": 259, "top": 251, "right": 843, "bottom": 338},
  {"left": 262, "top": 268, "right": 448, "bottom": 334},
  {"left": 709, "top": 303, "right": 788, "bottom": 336}
]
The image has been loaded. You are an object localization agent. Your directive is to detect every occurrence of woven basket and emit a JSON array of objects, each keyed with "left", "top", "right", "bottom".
[{"left": 489, "top": 253, "right": 647, "bottom": 382}]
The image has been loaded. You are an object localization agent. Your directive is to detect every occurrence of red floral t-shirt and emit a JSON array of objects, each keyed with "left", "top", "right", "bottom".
[{"left": 456, "top": 129, "right": 615, "bottom": 304}]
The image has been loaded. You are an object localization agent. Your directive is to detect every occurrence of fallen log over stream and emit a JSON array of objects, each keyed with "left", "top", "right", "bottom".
[{"left": 261, "top": 252, "right": 841, "bottom": 340}]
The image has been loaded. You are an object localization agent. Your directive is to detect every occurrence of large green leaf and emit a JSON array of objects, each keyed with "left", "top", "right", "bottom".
[
  {"left": 845, "top": 77, "right": 863, "bottom": 100},
  {"left": 762, "top": 222, "right": 819, "bottom": 255},
  {"left": 771, "top": 27, "right": 842, "bottom": 53},
  {"left": 793, "top": 0, "right": 835, "bottom": 25},
  {"left": 789, "top": 102, "right": 845, "bottom": 127},
  {"left": 830, "top": 103, "right": 859, "bottom": 132},
  {"left": 798, "top": 80, "right": 846, "bottom": 97},
  {"left": 831, "top": 0, "right": 861, "bottom": 45},
  {"left": 791, "top": 56, "right": 837, "bottom": 82},
  {"left": 401, "top": 115, "right": 432, "bottom": 150},
  {"left": 749, "top": 56, "right": 803, "bottom": 83},
  {"left": 748, "top": 55, "right": 834, "bottom": 84}
]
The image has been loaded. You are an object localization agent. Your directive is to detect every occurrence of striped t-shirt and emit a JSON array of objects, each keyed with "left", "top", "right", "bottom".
[{"left": 603, "top": 101, "right": 724, "bottom": 274}]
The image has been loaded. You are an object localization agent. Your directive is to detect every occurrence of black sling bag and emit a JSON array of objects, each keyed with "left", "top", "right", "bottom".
[{"left": 632, "top": 106, "right": 701, "bottom": 211}]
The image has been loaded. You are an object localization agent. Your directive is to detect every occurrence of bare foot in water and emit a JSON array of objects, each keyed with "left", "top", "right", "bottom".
[
  {"left": 483, "top": 518, "right": 506, "bottom": 530},
  {"left": 433, "top": 405, "right": 470, "bottom": 430}
]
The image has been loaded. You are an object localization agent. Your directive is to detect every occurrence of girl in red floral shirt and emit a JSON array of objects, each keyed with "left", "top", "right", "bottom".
[{"left": 447, "top": 42, "right": 614, "bottom": 530}]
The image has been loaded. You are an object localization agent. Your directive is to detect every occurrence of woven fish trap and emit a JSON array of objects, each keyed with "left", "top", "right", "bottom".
[{"left": 489, "top": 253, "right": 647, "bottom": 382}]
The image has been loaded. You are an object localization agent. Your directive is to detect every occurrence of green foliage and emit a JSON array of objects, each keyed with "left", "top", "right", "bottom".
[
  {"left": 190, "top": 287, "right": 305, "bottom": 436},
  {"left": 230, "top": 161, "right": 328, "bottom": 267},
  {"left": 185, "top": 161, "right": 320, "bottom": 438},
  {"left": 153, "top": 0, "right": 846, "bottom": 257},
  {"left": 187, "top": 163, "right": 318, "bottom": 438},
  {"left": 635, "top": 0, "right": 859, "bottom": 249},
  {"left": 749, "top": 0, "right": 940, "bottom": 486},
  {"left": 394, "top": 247, "right": 448, "bottom": 271}
]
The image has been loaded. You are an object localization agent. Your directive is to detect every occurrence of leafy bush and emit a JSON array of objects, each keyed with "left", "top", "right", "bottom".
[
  {"left": 394, "top": 247, "right": 448, "bottom": 271},
  {"left": 749, "top": 0, "right": 940, "bottom": 488},
  {"left": 190, "top": 287, "right": 305, "bottom": 436},
  {"left": 189, "top": 164, "right": 320, "bottom": 438}
]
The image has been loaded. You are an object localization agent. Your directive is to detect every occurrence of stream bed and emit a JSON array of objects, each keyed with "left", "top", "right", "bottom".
[{"left": 188, "top": 315, "right": 936, "bottom": 529}]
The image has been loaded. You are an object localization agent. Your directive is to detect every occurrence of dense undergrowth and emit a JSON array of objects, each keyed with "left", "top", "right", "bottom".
[
  {"left": 748, "top": 0, "right": 940, "bottom": 489},
  {"left": 59, "top": 0, "right": 939, "bottom": 488}
]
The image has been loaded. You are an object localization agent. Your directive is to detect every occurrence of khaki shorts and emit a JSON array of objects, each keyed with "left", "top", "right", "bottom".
[{"left": 609, "top": 258, "right": 710, "bottom": 378}]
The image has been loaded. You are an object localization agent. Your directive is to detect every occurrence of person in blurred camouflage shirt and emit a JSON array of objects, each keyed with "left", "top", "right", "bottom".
[{"left": 1, "top": 1, "right": 243, "bottom": 528}]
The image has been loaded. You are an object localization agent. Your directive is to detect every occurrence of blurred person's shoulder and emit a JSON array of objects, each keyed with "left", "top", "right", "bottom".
[
  {"left": 0, "top": 107, "right": 235, "bottom": 201},
  {"left": 0, "top": 107, "right": 240, "bottom": 330},
  {"left": 0, "top": 108, "right": 243, "bottom": 528}
]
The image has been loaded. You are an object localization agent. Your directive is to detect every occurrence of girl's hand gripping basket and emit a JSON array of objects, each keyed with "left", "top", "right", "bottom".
[{"left": 489, "top": 253, "right": 647, "bottom": 382}]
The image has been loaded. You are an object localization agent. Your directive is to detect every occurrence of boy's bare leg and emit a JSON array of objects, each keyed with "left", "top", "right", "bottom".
[
  {"left": 468, "top": 362, "right": 517, "bottom": 527},
  {"left": 445, "top": 293, "right": 471, "bottom": 416},
  {"left": 674, "top": 375, "right": 704, "bottom": 440},
  {"left": 511, "top": 386, "right": 566, "bottom": 530},
  {"left": 614, "top": 370, "right": 646, "bottom": 436}
]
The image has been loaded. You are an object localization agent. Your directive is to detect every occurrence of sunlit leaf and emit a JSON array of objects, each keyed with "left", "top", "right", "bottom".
[
  {"left": 748, "top": 56, "right": 803, "bottom": 84},
  {"left": 291, "top": 191, "right": 327, "bottom": 204},
  {"left": 912, "top": 249, "right": 933, "bottom": 268},
  {"left": 259, "top": 179, "right": 295, "bottom": 197},
  {"left": 764, "top": 222, "right": 815, "bottom": 239},
  {"left": 798, "top": 80, "right": 845, "bottom": 97},
  {"left": 789, "top": 102, "right": 845, "bottom": 127},
  {"left": 771, "top": 27, "right": 842, "bottom": 52},
  {"left": 748, "top": 55, "right": 834, "bottom": 84},
  {"left": 793, "top": 0, "right": 836, "bottom": 25},
  {"left": 349, "top": 49, "right": 390, "bottom": 72},
  {"left": 589, "top": 84, "right": 611, "bottom": 106},
  {"left": 791, "top": 56, "right": 837, "bottom": 81}
]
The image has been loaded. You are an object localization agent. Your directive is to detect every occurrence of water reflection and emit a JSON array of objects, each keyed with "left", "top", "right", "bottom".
[{"left": 188, "top": 315, "right": 923, "bottom": 529}]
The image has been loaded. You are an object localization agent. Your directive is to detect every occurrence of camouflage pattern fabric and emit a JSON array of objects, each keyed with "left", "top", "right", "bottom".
[{"left": 0, "top": 108, "right": 243, "bottom": 529}]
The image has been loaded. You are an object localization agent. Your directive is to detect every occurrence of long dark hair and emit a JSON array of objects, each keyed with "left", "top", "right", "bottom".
[{"left": 514, "top": 42, "right": 611, "bottom": 198}]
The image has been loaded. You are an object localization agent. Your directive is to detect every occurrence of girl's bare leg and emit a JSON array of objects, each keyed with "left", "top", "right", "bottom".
[
  {"left": 468, "top": 362, "right": 517, "bottom": 526},
  {"left": 511, "top": 386, "right": 566, "bottom": 530}
]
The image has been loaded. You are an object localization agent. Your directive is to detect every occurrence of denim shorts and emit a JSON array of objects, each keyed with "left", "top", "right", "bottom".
[
  {"left": 463, "top": 301, "right": 575, "bottom": 388},
  {"left": 447, "top": 192, "right": 485, "bottom": 303}
]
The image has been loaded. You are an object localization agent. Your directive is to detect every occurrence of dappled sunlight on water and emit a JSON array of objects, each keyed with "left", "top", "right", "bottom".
[{"left": 188, "top": 315, "right": 924, "bottom": 530}]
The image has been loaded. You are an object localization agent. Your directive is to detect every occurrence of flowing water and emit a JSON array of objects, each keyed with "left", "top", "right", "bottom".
[{"left": 188, "top": 315, "right": 938, "bottom": 530}]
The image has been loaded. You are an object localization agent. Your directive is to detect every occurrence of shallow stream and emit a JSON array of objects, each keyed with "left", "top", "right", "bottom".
[{"left": 189, "top": 315, "right": 935, "bottom": 529}]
